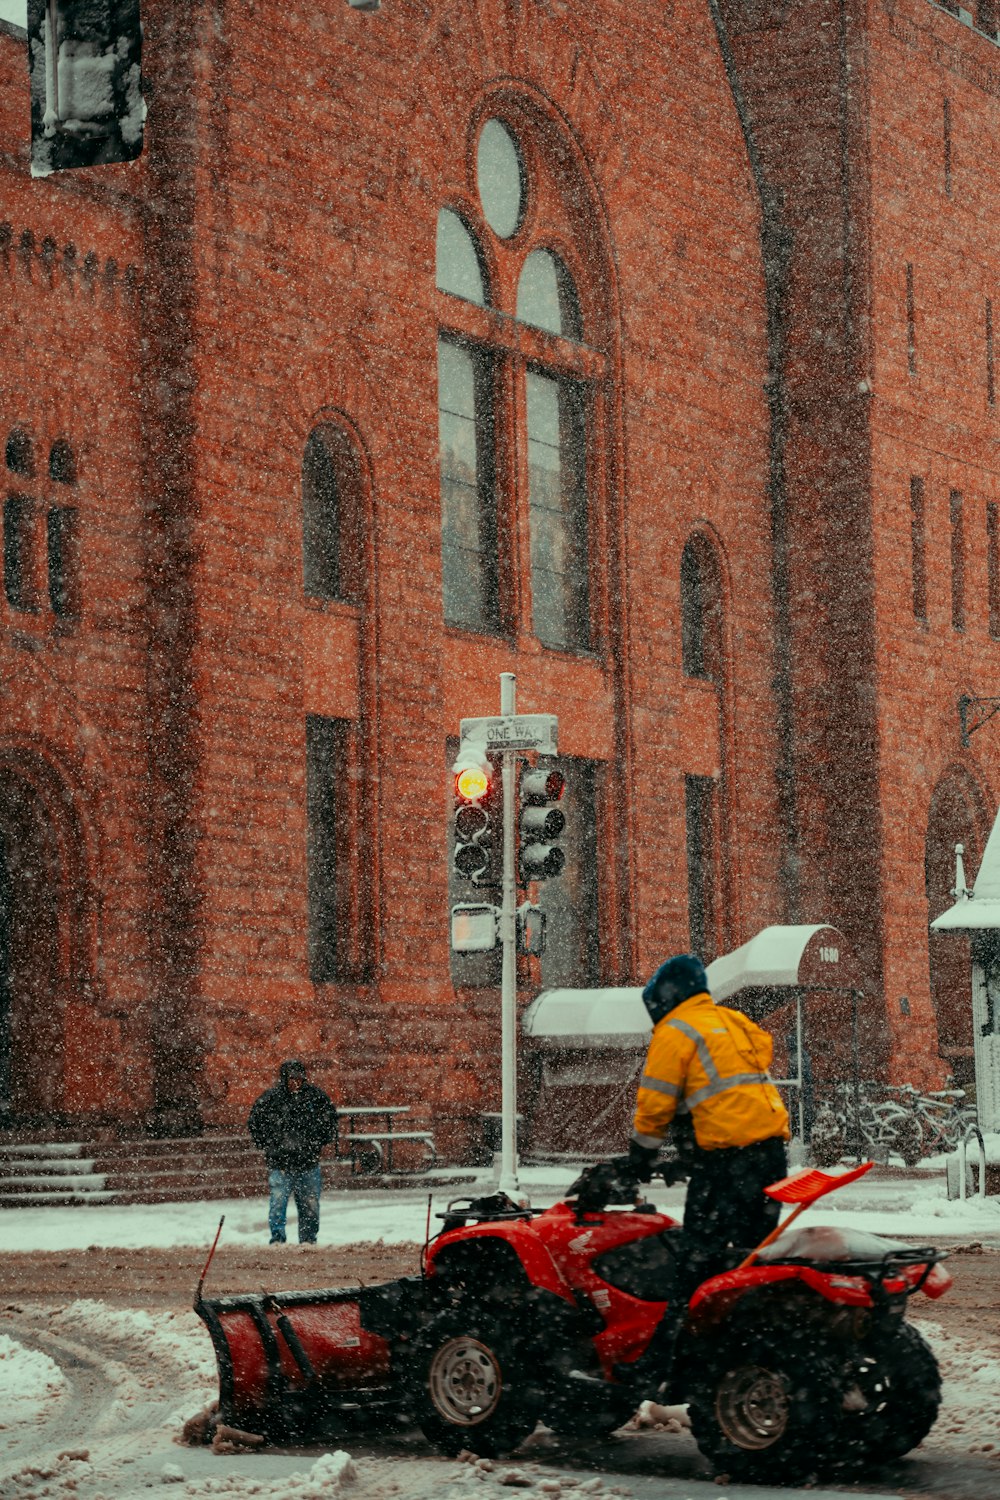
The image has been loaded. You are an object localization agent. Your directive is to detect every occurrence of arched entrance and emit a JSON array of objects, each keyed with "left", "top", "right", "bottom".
[
  {"left": 0, "top": 755, "right": 90, "bottom": 1122},
  {"left": 925, "top": 771, "right": 988, "bottom": 1087}
]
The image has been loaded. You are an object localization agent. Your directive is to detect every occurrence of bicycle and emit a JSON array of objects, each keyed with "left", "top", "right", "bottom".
[
  {"left": 879, "top": 1084, "right": 977, "bottom": 1165},
  {"left": 808, "top": 1080, "right": 976, "bottom": 1167},
  {"left": 809, "top": 1082, "right": 899, "bottom": 1166}
]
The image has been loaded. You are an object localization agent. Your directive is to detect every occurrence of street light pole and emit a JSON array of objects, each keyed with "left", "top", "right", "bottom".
[{"left": 497, "top": 671, "right": 520, "bottom": 1198}]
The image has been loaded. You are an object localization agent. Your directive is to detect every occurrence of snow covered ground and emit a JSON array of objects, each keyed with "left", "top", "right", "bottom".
[
  {"left": 1, "top": 1159, "right": 998, "bottom": 1254},
  {"left": 0, "top": 1291, "right": 912, "bottom": 1500},
  {"left": 1, "top": 1162, "right": 999, "bottom": 1498}
]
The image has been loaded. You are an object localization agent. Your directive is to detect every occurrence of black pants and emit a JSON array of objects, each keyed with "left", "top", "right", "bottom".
[
  {"left": 624, "top": 1136, "right": 789, "bottom": 1386},
  {"left": 682, "top": 1135, "right": 788, "bottom": 1263}
]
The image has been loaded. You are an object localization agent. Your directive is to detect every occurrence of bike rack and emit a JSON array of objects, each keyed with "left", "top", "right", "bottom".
[{"left": 955, "top": 1123, "right": 987, "bottom": 1200}]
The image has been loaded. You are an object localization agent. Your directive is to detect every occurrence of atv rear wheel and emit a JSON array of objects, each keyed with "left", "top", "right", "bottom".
[
  {"left": 687, "top": 1330, "right": 844, "bottom": 1482},
  {"left": 838, "top": 1323, "right": 942, "bottom": 1468},
  {"left": 409, "top": 1306, "right": 541, "bottom": 1457}
]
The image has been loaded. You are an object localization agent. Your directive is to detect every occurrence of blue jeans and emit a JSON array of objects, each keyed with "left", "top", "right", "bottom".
[{"left": 268, "top": 1166, "right": 322, "bottom": 1243}]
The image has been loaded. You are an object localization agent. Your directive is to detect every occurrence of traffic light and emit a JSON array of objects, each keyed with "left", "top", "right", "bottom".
[
  {"left": 452, "top": 747, "right": 499, "bottom": 887},
  {"left": 518, "top": 764, "right": 566, "bottom": 883}
]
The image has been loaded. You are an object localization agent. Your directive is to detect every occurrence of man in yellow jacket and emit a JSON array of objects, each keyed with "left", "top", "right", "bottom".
[
  {"left": 630, "top": 952, "right": 790, "bottom": 1251},
  {"left": 616, "top": 954, "right": 790, "bottom": 1390}
]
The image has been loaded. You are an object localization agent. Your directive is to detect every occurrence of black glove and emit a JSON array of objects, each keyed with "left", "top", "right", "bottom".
[{"left": 628, "top": 1140, "right": 658, "bottom": 1183}]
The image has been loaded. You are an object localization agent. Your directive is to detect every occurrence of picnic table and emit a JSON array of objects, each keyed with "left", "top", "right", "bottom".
[{"left": 336, "top": 1104, "right": 436, "bottom": 1175}]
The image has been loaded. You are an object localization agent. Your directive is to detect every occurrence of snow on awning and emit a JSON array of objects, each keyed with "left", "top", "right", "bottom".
[
  {"left": 522, "top": 925, "right": 851, "bottom": 1049},
  {"left": 707, "top": 923, "right": 851, "bottom": 1002},
  {"left": 521, "top": 987, "right": 650, "bottom": 1049},
  {"left": 932, "top": 808, "right": 1000, "bottom": 930}
]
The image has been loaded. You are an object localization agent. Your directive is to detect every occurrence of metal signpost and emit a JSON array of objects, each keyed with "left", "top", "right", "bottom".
[{"left": 458, "top": 673, "right": 557, "bottom": 1199}]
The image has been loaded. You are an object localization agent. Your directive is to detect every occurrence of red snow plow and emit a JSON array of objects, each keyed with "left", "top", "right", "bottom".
[{"left": 194, "top": 1157, "right": 952, "bottom": 1481}]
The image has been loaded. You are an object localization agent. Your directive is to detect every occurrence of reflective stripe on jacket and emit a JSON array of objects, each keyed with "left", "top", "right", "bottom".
[{"left": 631, "top": 992, "right": 790, "bottom": 1152}]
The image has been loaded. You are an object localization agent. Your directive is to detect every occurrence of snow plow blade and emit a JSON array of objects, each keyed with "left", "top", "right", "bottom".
[{"left": 195, "top": 1277, "right": 424, "bottom": 1440}]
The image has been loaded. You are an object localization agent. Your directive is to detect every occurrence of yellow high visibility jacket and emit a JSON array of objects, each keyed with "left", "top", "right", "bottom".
[{"left": 632, "top": 992, "right": 790, "bottom": 1152}]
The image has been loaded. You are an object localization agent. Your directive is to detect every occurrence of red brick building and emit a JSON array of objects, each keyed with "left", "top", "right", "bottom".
[{"left": 0, "top": 0, "right": 997, "bottom": 1150}]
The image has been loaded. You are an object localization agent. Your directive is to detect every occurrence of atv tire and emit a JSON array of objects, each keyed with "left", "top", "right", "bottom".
[
  {"left": 409, "top": 1306, "right": 541, "bottom": 1457},
  {"left": 838, "top": 1323, "right": 942, "bottom": 1468},
  {"left": 687, "top": 1329, "right": 844, "bottom": 1482}
]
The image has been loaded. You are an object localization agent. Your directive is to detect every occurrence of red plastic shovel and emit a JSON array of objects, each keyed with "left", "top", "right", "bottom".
[{"left": 738, "top": 1159, "right": 875, "bottom": 1269}]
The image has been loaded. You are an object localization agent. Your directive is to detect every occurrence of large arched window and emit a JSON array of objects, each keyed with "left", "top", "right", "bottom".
[
  {"left": 679, "top": 530, "right": 729, "bottom": 960},
  {"left": 435, "top": 112, "right": 607, "bottom": 651},
  {"left": 680, "top": 533, "right": 724, "bottom": 680},
  {"left": 301, "top": 423, "right": 361, "bottom": 604}
]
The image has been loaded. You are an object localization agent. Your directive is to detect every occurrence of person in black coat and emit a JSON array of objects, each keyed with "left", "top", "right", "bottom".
[{"left": 248, "top": 1060, "right": 338, "bottom": 1244}]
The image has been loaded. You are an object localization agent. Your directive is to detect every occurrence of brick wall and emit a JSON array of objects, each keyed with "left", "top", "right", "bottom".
[{"left": 8, "top": 0, "right": 991, "bottom": 1145}]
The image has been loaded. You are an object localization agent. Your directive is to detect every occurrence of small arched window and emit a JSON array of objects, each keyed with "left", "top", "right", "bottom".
[
  {"left": 680, "top": 534, "right": 724, "bottom": 681},
  {"left": 49, "top": 439, "right": 76, "bottom": 484},
  {"left": 436, "top": 209, "right": 487, "bottom": 306},
  {"left": 302, "top": 424, "right": 360, "bottom": 604},
  {"left": 516, "top": 251, "right": 582, "bottom": 339},
  {"left": 5, "top": 430, "right": 34, "bottom": 478}
]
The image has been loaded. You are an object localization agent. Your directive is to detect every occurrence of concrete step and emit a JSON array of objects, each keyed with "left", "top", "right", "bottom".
[
  {"left": 0, "top": 1128, "right": 453, "bottom": 1208},
  {"left": 0, "top": 1172, "right": 108, "bottom": 1194},
  {"left": 0, "top": 1156, "right": 98, "bottom": 1176},
  {"left": 0, "top": 1188, "right": 117, "bottom": 1207},
  {"left": 0, "top": 1141, "right": 87, "bottom": 1158}
]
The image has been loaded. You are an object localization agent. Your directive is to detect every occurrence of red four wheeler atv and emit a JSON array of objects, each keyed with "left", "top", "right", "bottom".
[{"left": 195, "top": 1157, "right": 951, "bottom": 1483}]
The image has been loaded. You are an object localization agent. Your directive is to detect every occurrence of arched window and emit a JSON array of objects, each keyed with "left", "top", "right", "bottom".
[
  {"left": 679, "top": 532, "right": 728, "bottom": 959},
  {"left": 680, "top": 533, "right": 724, "bottom": 680},
  {"left": 436, "top": 114, "right": 604, "bottom": 651},
  {"left": 436, "top": 210, "right": 487, "bottom": 305},
  {"left": 301, "top": 424, "right": 360, "bottom": 604},
  {"left": 3, "top": 431, "right": 79, "bottom": 620},
  {"left": 49, "top": 439, "right": 76, "bottom": 485},
  {"left": 5, "top": 430, "right": 34, "bottom": 479},
  {"left": 516, "top": 251, "right": 581, "bottom": 338}
]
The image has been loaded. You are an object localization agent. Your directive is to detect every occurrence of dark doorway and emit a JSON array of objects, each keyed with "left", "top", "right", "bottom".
[
  {"left": 0, "top": 771, "right": 64, "bottom": 1119},
  {"left": 926, "top": 775, "right": 984, "bottom": 1086},
  {"left": 0, "top": 834, "right": 12, "bottom": 1119}
]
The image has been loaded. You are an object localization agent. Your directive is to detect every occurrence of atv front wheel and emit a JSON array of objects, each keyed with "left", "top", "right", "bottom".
[
  {"left": 409, "top": 1306, "right": 541, "bottom": 1457},
  {"left": 838, "top": 1323, "right": 942, "bottom": 1468},
  {"left": 687, "top": 1331, "right": 844, "bottom": 1482}
]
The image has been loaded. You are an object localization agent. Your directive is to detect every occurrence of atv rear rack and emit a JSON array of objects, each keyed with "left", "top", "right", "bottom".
[{"left": 763, "top": 1244, "right": 946, "bottom": 1295}]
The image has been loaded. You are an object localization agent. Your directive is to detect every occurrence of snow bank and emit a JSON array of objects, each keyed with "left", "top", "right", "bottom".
[
  {"left": 0, "top": 1332, "right": 66, "bottom": 1429},
  {"left": 155, "top": 1449, "right": 359, "bottom": 1496},
  {"left": 0, "top": 1162, "right": 998, "bottom": 1255},
  {"left": 915, "top": 1316, "right": 1000, "bottom": 1460}
]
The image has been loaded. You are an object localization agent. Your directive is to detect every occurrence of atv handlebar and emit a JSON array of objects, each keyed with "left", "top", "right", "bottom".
[{"left": 567, "top": 1154, "right": 689, "bottom": 1215}]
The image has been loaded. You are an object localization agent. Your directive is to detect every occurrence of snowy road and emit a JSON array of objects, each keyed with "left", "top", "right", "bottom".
[
  {"left": 0, "top": 1299, "right": 995, "bottom": 1500},
  {"left": 3, "top": 1167, "right": 1000, "bottom": 1496}
]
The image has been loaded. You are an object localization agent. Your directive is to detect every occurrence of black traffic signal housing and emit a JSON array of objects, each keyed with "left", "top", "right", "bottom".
[
  {"left": 518, "top": 764, "right": 566, "bottom": 883},
  {"left": 452, "top": 748, "right": 500, "bottom": 888}
]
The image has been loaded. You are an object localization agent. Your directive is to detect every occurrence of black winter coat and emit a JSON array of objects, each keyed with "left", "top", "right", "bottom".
[{"left": 248, "top": 1079, "right": 338, "bottom": 1172}]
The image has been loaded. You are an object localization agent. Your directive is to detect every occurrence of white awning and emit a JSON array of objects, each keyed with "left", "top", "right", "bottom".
[
  {"left": 932, "top": 808, "right": 1000, "bottom": 930},
  {"left": 521, "top": 986, "right": 650, "bottom": 1049},
  {"left": 521, "top": 924, "right": 850, "bottom": 1049},
  {"left": 707, "top": 923, "right": 848, "bottom": 1001}
]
